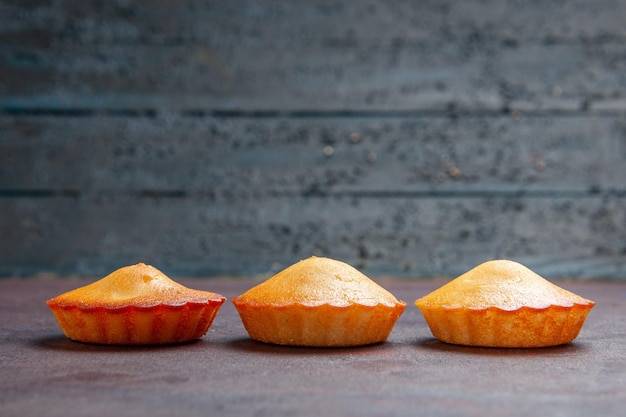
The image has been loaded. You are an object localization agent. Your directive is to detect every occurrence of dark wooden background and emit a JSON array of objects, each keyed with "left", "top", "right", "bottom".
[{"left": 1, "top": 0, "right": 625, "bottom": 279}]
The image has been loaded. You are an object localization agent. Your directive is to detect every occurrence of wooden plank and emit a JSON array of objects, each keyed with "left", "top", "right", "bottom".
[
  {"left": 3, "top": 0, "right": 626, "bottom": 44},
  {"left": 2, "top": 0, "right": 625, "bottom": 279},
  {"left": 2, "top": 193, "right": 625, "bottom": 278},
  {"left": 1, "top": 42, "right": 624, "bottom": 112},
  {"left": 2, "top": 114, "right": 626, "bottom": 193},
  {"left": 1, "top": 1, "right": 626, "bottom": 111}
]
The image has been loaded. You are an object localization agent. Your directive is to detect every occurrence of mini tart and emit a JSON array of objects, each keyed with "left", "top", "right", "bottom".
[
  {"left": 46, "top": 263, "right": 226, "bottom": 345},
  {"left": 232, "top": 256, "right": 406, "bottom": 347},
  {"left": 415, "top": 260, "right": 595, "bottom": 348}
]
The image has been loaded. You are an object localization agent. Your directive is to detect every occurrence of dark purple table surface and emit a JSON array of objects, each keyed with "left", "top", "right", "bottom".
[{"left": 1, "top": 278, "right": 625, "bottom": 417}]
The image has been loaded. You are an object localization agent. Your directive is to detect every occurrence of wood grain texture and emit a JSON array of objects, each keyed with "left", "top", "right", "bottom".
[
  {"left": 1, "top": 0, "right": 626, "bottom": 111},
  {"left": 2, "top": 114, "right": 626, "bottom": 193},
  {"left": 2, "top": 192, "right": 625, "bottom": 278},
  {"left": 1, "top": 0, "right": 625, "bottom": 278}
]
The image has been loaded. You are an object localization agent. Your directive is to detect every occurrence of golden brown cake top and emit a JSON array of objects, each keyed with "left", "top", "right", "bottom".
[
  {"left": 415, "top": 260, "right": 595, "bottom": 311},
  {"left": 47, "top": 263, "right": 225, "bottom": 309},
  {"left": 233, "top": 256, "right": 403, "bottom": 307}
]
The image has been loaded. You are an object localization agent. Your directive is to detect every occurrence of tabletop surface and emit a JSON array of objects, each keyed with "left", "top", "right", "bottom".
[{"left": 1, "top": 278, "right": 625, "bottom": 417}]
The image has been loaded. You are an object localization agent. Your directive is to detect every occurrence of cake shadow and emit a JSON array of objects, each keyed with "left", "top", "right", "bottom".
[
  {"left": 32, "top": 334, "right": 204, "bottom": 352},
  {"left": 226, "top": 337, "right": 395, "bottom": 355},
  {"left": 414, "top": 336, "right": 590, "bottom": 356}
]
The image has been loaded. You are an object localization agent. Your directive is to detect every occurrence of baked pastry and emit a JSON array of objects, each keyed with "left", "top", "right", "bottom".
[
  {"left": 232, "top": 256, "right": 406, "bottom": 347},
  {"left": 47, "top": 263, "right": 226, "bottom": 345},
  {"left": 415, "top": 260, "right": 595, "bottom": 348}
]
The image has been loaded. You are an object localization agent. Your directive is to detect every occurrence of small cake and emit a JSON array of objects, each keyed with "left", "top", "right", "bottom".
[
  {"left": 415, "top": 260, "right": 595, "bottom": 348},
  {"left": 232, "top": 256, "right": 406, "bottom": 347},
  {"left": 47, "top": 263, "right": 226, "bottom": 345}
]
